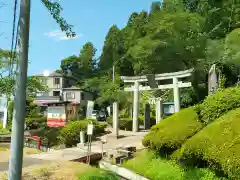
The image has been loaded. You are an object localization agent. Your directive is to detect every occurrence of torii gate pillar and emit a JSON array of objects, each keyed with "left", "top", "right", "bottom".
[
  {"left": 173, "top": 77, "right": 180, "bottom": 112},
  {"left": 133, "top": 81, "right": 140, "bottom": 132}
]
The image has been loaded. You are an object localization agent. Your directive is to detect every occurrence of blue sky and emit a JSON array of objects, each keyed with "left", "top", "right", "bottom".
[{"left": 1, "top": 0, "right": 155, "bottom": 75}]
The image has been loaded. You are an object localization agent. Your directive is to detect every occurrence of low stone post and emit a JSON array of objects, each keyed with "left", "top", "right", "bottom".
[{"left": 80, "top": 131, "right": 85, "bottom": 145}]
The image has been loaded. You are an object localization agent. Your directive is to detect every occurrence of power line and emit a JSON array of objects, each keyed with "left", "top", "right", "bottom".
[{"left": 9, "top": 0, "right": 19, "bottom": 77}]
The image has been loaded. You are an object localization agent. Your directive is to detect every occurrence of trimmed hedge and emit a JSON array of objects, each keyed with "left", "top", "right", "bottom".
[
  {"left": 59, "top": 120, "right": 107, "bottom": 147},
  {"left": 197, "top": 87, "right": 240, "bottom": 124},
  {"left": 142, "top": 107, "right": 202, "bottom": 155},
  {"left": 123, "top": 150, "right": 225, "bottom": 180},
  {"left": 178, "top": 108, "right": 240, "bottom": 179},
  {"left": 107, "top": 117, "right": 132, "bottom": 131},
  {"left": 107, "top": 116, "right": 156, "bottom": 131}
]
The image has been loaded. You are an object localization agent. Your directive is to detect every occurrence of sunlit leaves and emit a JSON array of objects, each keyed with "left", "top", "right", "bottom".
[{"left": 41, "top": 0, "right": 75, "bottom": 37}]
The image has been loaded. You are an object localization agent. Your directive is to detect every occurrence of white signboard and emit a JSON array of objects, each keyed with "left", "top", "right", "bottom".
[
  {"left": 87, "top": 124, "right": 93, "bottom": 135},
  {"left": 0, "top": 97, "right": 8, "bottom": 129}
]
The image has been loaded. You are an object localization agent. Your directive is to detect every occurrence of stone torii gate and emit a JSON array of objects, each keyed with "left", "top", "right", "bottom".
[{"left": 121, "top": 69, "right": 193, "bottom": 132}]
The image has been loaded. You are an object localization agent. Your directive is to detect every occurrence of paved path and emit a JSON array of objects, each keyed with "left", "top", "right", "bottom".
[
  {"left": 0, "top": 129, "right": 148, "bottom": 172},
  {"left": 29, "top": 129, "right": 148, "bottom": 161}
]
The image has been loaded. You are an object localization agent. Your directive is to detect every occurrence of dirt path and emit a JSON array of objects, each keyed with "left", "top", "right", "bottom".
[{"left": 0, "top": 147, "right": 43, "bottom": 171}]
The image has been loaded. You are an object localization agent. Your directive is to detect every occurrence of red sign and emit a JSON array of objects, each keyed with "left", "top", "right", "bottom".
[
  {"left": 47, "top": 118, "right": 66, "bottom": 127},
  {"left": 47, "top": 106, "right": 66, "bottom": 127}
]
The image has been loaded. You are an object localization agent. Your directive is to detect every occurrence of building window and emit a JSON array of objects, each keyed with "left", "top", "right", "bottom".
[
  {"left": 36, "top": 92, "right": 49, "bottom": 97},
  {"left": 81, "top": 92, "right": 84, "bottom": 100},
  {"left": 54, "top": 78, "right": 60, "bottom": 85},
  {"left": 53, "top": 91, "right": 60, "bottom": 96},
  {"left": 66, "top": 92, "right": 75, "bottom": 99}
]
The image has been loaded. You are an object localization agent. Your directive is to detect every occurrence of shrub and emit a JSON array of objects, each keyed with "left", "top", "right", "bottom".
[
  {"left": 107, "top": 116, "right": 156, "bottom": 131},
  {"left": 7, "top": 101, "right": 14, "bottom": 128},
  {"left": 142, "top": 107, "right": 202, "bottom": 156},
  {"left": 59, "top": 120, "right": 106, "bottom": 147},
  {"left": 197, "top": 87, "right": 240, "bottom": 124},
  {"left": 107, "top": 116, "right": 132, "bottom": 131},
  {"left": 179, "top": 108, "right": 240, "bottom": 179},
  {"left": 29, "top": 125, "right": 62, "bottom": 147},
  {"left": 0, "top": 122, "right": 9, "bottom": 134},
  {"left": 25, "top": 116, "right": 46, "bottom": 130}
]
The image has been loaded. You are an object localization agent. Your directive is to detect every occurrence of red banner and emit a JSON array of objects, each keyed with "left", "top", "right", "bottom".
[{"left": 47, "top": 118, "right": 66, "bottom": 127}]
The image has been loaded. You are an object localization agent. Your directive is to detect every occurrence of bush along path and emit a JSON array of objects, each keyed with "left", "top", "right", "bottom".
[
  {"left": 138, "top": 87, "right": 240, "bottom": 179},
  {"left": 178, "top": 108, "right": 240, "bottom": 179},
  {"left": 142, "top": 107, "right": 203, "bottom": 155},
  {"left": 122, "top": 150, "right": 225, "bottom": 180}
]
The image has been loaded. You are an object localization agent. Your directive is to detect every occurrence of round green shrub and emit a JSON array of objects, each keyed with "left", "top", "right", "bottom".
[
  {"left": 25, "top": 116, "right": 47, "bottom": 130},
  {"left": 179, "top": 108, "right": 240, "bottom": 179},
  {"left": 197, "top": 87, "right": 240, "bottom": 124},
  {"left": 142, "top": 107, "right": 202, "bottom": 156},
  {"left": 107, "top": 116, "right": 156, "bottom": 131},
  {"left": 0, "top": 122, "right": 9, "bottom": 134},
  {"left": 59, "top": 120, "right": 106, "bottom": 147},
  {"left": 29, "top": 125, "right": 61, "bottom": 147},
  {"left": 107, "top": 116, "right": 132, "bottom": 130}
]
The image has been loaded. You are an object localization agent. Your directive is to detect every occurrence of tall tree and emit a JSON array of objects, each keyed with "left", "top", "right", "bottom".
[
  {"left": 181, "top": 0, "right": 240, "bottom": 38},
  {"left": 60, "top": 42, "right": 97, "bottom": 86},
  {"left": 99, "top": 25, "right": 124, "bottom": 72},
  {"left": 150, "top": 1, "right": 162, "bottom": 13},
  {"left": 79, "top": 42, "right": 96, "bottom": 74}
]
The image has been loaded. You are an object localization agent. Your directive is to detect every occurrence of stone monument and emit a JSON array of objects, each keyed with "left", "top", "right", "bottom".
[{"left": 144, "top": 103, "right": 151, "bottom": 130}]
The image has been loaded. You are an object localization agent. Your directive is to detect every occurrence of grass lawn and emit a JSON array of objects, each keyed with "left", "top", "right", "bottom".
[
  {"left": 122, "top": 150, "right": 227, "bottom": 180},
  {"left": 0, "top": 146, "right": 8, "bottom": 151},
  {"left": 0, "top": 161, "right": 119, "bottom": 180}
]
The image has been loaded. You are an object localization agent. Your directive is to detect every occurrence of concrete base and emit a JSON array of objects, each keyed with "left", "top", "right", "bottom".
[
  {"left": 99, "top": 161, "right": 149, "bottom": 180},
  {"left": 77, "top": 143, "right": 86, "bottom": 148}
]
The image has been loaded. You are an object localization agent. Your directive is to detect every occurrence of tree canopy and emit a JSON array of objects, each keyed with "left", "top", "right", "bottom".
[{"left": 57, "top": 0, "right": 240, "bottom": 108}]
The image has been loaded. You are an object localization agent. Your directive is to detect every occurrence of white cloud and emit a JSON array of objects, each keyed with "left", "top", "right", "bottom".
[{"left": 44, "top": 30, "right": 82, "bottom": 41}]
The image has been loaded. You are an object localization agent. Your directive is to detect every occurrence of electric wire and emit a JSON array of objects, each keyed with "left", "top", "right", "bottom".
[
  {"left": 9, "top": 0, "right": 18, "bottom": 77},
  {"left": 8, "top": 0, "right": 19, "bottom": 97}
]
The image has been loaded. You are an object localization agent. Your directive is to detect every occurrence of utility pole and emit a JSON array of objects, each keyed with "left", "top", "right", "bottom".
[{"left": 8, "top": 0, "right": 31, "bottom": 179}]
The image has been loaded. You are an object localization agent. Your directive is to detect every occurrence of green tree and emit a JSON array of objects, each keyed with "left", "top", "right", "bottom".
[
  {"left": 42, "top": 0, "right": 75, "bottom": 37},
  {"left": 79, "top": 42, "right": 96, "bottom": 75},
  {"left": 60, "top": 42, "right": 97, "bottom": 86},
  {"left": 181, "top": 0, "right": 240, "bottom": 38},
  {"left": 99, "top": 25, "right": 124, "bottom": 72},
  {"left": 150, "top": 1, "right": 162, "bottom": 13},
  {"left": 127, "top": 11, "right": 206, "bottom": 75}
]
